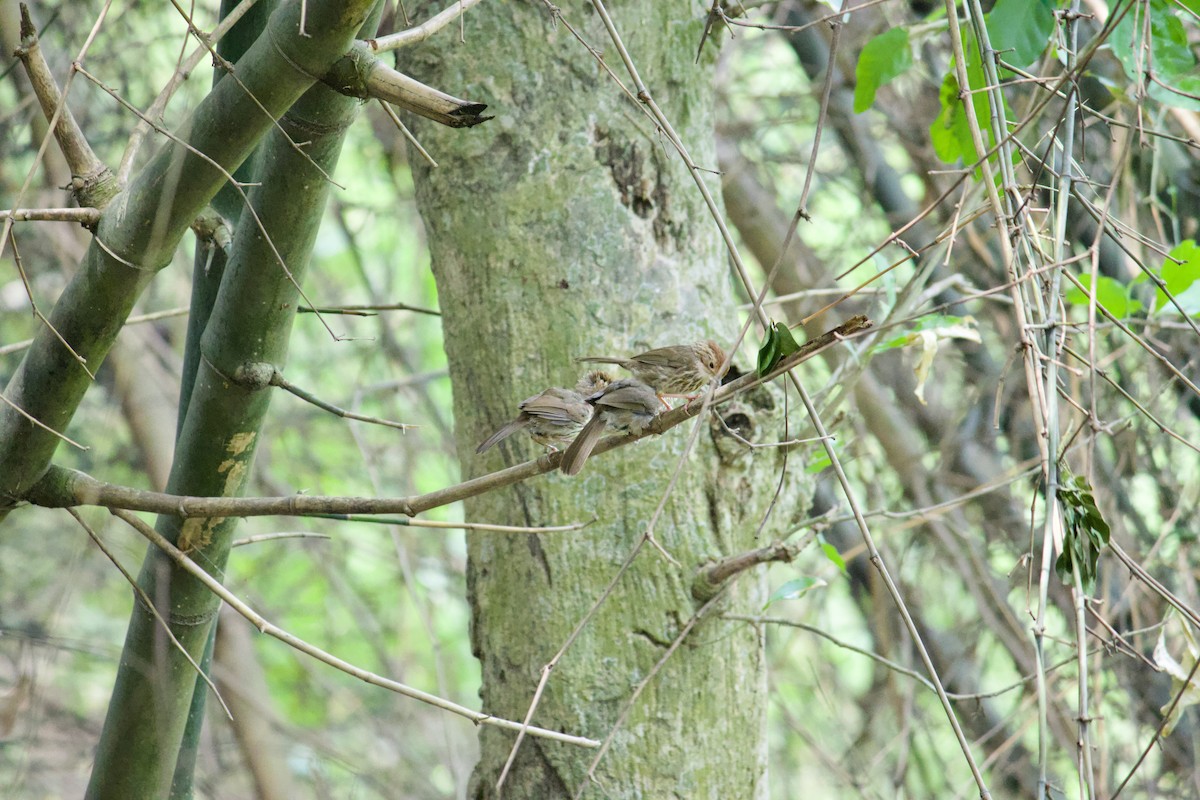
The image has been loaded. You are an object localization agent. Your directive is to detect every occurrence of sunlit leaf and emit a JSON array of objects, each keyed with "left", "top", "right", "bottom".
[
  {"left": 1155, "top": 240, "right": 1200, "bottom": 314},
  {"left": 1153, "top": 610, "right": 1200, "bottom": 736},
  {"left": 805, "top": 451, "right": 832, "bottom": 475},
  {"left": 986, "top": 0, "right": 1055, "bottom": 69},
  {"left": 817, "top": 533, "right": 847, "bottom": 574},
  {"left": 765, "top": 576, "right": 828, "bottom": 608},
  {"left": 871, "top": 316, "right": 980, "bottom": 404},
  {"left": 854, "top": 27, "right": 913, "bottom": 113},
  {"left": 1065, "top": 273, "right": 1144, "bottom": 318}
]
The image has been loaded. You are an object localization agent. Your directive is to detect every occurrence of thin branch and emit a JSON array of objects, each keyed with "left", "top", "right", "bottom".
[
  {"left": 73, "top": 64, "right": 345, "bottom": 342},
  {"left": 232, "top": 531, "right": 332, "bottom": 547},
  {"left": 118, "top": 0, "right": 262, "bottom": 183},
  {"left": 67, "top": 508, "right": 233, "bottom": 720},
  {"left": 306, "top": 514, "right": 595, "bottom": 533},
  {"left": 377, "top": 99, "right": 439, "bottom": 167},
  {"left": 0, "top": 392, "right": 88, "bottom": 453},
  {"left": 298, "top": 300, "right": 440, "bottom": 316},
  {"left": 366, "top": 0, "right": 486, "bottom": 51},
  {"left": 6, "top": 229, "right": 95, "bottom": 380},
  {"left": 0, "top": 307, "right": 188, "bottom": 358},
  {"left": 495, "top": 535, "right": 651, "bottom": 794},
  {"left": 725, "top": 614, "right": 1085, "bottom": 702},
  {"left": 359, "top": 55, "right": 490, "bottom": 128},
  {"left": 0, "top": 207, "right": 101, "bottom": 224},
  {"left": 11, "top": 4, "right": 113, "bottom": 198},
  {"left": 692, "top": 541, "right": 803, "bottom": 601},
  {"left": 108, "top": 508, "right": 600, "bottom": 749},
  {"left": 269, "top": 369, "right": 417, "bottom": 431}
]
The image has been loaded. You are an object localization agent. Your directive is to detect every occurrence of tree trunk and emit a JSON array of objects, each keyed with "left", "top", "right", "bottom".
[{"left": 405, "top": 3, "right": 803, "bottom": 797}]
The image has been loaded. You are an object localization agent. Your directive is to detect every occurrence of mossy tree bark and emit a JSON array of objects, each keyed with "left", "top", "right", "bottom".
[{"left": 406, "top": 3, "right": 807, "bottom": 797}]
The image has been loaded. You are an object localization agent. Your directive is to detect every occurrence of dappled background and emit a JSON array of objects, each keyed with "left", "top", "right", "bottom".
[{"left": 3, "top": 0, "right": 1200, "bottom": 797}]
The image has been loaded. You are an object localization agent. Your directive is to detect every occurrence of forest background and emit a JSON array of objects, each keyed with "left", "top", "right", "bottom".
[{"left": 2, "top": 0, "right": 1200, "bottom": 798}]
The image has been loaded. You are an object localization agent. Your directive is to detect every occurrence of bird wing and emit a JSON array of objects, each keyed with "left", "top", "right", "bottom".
[
  {"left": 629, "top": 347, "right": 684, "bottom": 368},
  {"left": 520, "top": 388, "right": 589, "bottom": 425},
  {"left": 595, "top": 383, "right": 659, "bottom": 413}
]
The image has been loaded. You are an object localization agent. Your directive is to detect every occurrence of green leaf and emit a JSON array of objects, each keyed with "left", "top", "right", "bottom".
[
  {"left": 930, "top": 70, "right": 973, "bottom": 164},
  {"left": 1064, "top": 274, "right": 1144, "bottom": 318},
  {"left": 854, "top": 27, "right": 914, "bottom": 113},
  {"left": 776, "top": 322, "right": 801, "bottom": 357},
  {"left": 756, "top": 321, "right": 803, "bottom": 376},
  {"left": 1055, "top": 474, "right": 1110, "bottom": 593},
  {"left": 1155, "top": 240, "right": 1200, "bottom": 314},
  {"left": 1110, "top": 0, "right": 1200, "bottom": 111},
  {"left": 930, "top": 28, "right": 1021, "bottom": 180},
  {"left": 757, "top": 324, "right": 781, "bottom": 376},
  {"left": 804, "top": 451, "right": 832, "bottom": 475},
  {"left": 765, "top": 576, "right": 827, "bottom": 608},
  {"left": 986, "top": 0, "right": 1055, "bottom": 69},
  {"left": 817, "top": 533, "right": 847, "bottom": 574}
]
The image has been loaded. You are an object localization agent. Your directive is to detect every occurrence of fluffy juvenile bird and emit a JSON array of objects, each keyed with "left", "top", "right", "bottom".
[
  {"left": 577, "top": 339, "right": 728, "bottom": 400},
  {"left": 475, "top": 371, "right": 612, "bottom": 454},
  {"left": 559, "top": 378, "right": 661, "bottom": 476}
]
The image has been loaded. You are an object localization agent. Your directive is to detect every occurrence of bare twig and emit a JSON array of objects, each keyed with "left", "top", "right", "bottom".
[
  {"left": 298, "top": 300, "right": 440, "bottom": 316},
  {"left": 573, "top": 588, "right": 729, "bottom": 798},
  {"left": 306, "top": 514, "right": 595, "bottom": 533},
  {"left": 118, "top": 0, "right": 261, "bottom": 182},
  {"left": 0, "top": 207, "right": 101, "bottom": 224},
  {"left": 692, "top": 540, "right": 803, "bottom": 601},
  {"left": 232, "top": 531, "right": 333, "bottom": 547},
  {"left": 108, "top": 508, "right": 600, "bottom": 748},
  {"left": 366, "top": 0, "right": 486, "bottom": 51},
  {"left": 68, "top": 508, "right": 232, "bottom": 719},
  {"left": 377, "top": 99, "right": 439, "bottom": 166},
  {"left": 269, "top": 369, "right": 417, "bottom": 431},
  {"left": 0, "top": 307, "right": 188, "bottom": 358}
]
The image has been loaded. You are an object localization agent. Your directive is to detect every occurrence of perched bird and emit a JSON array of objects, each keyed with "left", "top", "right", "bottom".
[
  {"left": 560, "top": 378, "right": 661, "bottom": 476},
  {"left": 475, "top": 371, "right": 612, "bottom": 454},
  {"left": 577, "top": 340, "right": 728, "bottom": 401}
]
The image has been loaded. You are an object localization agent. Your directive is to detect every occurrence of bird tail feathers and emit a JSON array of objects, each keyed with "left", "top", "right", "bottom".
[
  {"left": 559, "top": 415, "right": 607, "bottom": 476},
  {"left": 475, "top": 419, "right": 526, "bottom": 454}
]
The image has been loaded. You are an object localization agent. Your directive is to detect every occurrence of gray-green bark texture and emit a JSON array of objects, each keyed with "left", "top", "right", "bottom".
[{"left": 405, "top": 3, "right": 806, "bottom": 797}]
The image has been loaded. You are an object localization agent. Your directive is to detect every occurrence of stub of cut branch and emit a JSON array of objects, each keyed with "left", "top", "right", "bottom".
[
  {"left": 324, "top": 43, "right": 491, "bottom": 128},
  {"left": 691, "top": 540, "right": 804, "bottom": 601}
]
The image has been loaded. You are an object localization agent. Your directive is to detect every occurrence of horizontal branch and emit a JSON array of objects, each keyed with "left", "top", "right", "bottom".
[
  {"left": 0, "top": 207, "right": 102, "bottom": 225},
  {"left": 23, "top": 316, "right": 871, "bottom": 519}
]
